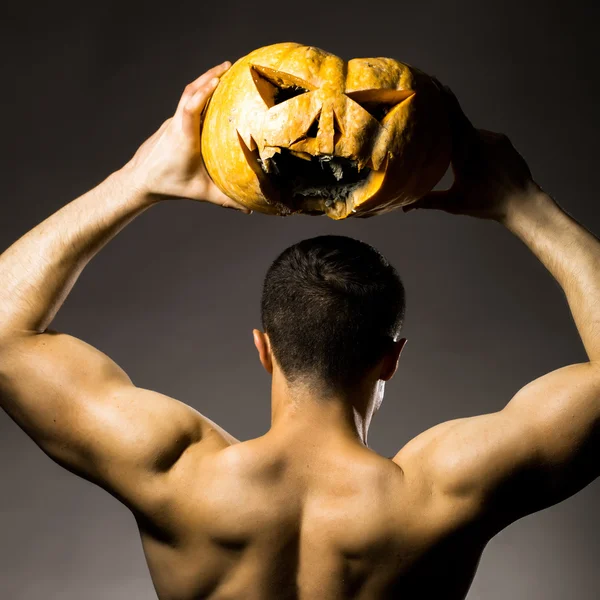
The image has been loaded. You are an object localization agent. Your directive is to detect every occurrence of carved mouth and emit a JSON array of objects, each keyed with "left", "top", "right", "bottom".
[{"left": 258, "top": 150, "right": 372, "bottom": 208}]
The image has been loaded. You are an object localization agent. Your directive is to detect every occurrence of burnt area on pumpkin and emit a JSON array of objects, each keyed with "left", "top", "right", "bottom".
[{"left": 258, "top": 151, "right": 371, "bottom": 209}]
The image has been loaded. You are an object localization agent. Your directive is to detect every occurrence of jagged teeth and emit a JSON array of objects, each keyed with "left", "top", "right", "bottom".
[{"left": 329, "top": 161, "right": 344, "bottom": 181}]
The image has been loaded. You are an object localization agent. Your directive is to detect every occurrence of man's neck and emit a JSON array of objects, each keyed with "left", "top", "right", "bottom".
[{"left": 267, "top": 369, "right": 381, "bottom": 447}]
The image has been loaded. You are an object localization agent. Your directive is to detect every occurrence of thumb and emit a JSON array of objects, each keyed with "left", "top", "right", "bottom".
[
  {"left": 205, "top": 184, "right": 253, "bottom": 214},
  {"left": 402, "top": 188, "right": 457, "bottom": 213}
]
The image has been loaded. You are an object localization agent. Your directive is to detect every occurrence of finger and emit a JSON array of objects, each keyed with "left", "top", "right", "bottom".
[
  {"left": 175, "top": 61, "right": 231, "bottom": 113},
  {"left": 442, "top": 86, "right": 478, "bottom": 142},
  {"left": 205, "top": 185, "right": 253, "bottom": 214},
  {"left": 430, "top": 75, "right": 444, "bottom": 93},
  {"left": 402, "top": 188, "right": 457, "bottom": 213},
  {"left": 176, "top": 61, "right": 231, "bottom": 113},
  {"left": 440, "top": 87, "right": 481, "bottom": 167},
  {"left": 479, "top": 129, "right": 509, "bottom": 143},
  {"left": 179, "top": 77, "right": 220, "bottom": 137}
]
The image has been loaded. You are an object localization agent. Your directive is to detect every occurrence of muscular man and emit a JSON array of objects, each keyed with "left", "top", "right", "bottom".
[{"left": 0, "top": 61, "right": 598, "bottom": 600}]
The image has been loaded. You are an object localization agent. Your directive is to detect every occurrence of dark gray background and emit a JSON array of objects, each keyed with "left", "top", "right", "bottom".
[{"left": 1, "top": 0, "right": 599, "bottom": 598}]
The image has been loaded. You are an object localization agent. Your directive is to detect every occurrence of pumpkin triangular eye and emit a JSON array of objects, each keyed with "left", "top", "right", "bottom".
[
  {"left": 306, "top": 111, "right": 321, "bottom": 138},
  {"left": 250, "top": 64, "right": 313, "bottom": 108},
  {"left": 346, "top": 89, "right": 415, "bottom": 122}
]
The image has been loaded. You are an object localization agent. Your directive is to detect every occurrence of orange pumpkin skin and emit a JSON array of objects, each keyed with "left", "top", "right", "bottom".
[{"left": 201, "top": 42, "right": 450, "bottom": 219}]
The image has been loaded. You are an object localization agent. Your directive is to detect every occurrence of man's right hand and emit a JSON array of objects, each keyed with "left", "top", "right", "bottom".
[{"left": 405, "top": 87, "right": 542, "bottom": 222}]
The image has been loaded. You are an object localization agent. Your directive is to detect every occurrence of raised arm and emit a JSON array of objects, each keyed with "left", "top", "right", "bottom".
[
  {"left": 0, "top": 63, "right": 244, "bottom": 519},
  {"left": 397, "top": 90, "right": 600, "bottom": 533}
]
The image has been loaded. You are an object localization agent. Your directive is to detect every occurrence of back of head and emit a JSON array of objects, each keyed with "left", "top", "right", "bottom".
[{"left": 261, "top": 235, "right": 405, "bottom": 395}]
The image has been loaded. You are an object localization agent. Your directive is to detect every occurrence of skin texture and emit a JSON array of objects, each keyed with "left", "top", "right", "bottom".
[{"left": 0, "top": 68, "right": 598, "bottom": 600}]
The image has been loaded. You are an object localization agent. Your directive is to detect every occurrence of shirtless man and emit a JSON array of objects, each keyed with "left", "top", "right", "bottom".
[{"left": 0, "top": 61, "right": 598, "bottom": 600}]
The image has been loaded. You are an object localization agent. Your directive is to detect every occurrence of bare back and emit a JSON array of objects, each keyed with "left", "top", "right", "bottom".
[
  {"left": 139, "top": 435, "right": 486, "bottom": 600},
  {"left": 3, "top": 331, "right": 598, "bottom": 599}
]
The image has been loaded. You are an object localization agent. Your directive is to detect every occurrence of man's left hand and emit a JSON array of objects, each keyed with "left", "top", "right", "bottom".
[{"left": 124, "top": 61, "right": 251, "bottom": 213}]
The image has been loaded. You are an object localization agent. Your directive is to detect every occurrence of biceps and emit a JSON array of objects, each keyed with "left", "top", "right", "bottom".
[
  {"left": 431, "top": 363, "right": 600, "bottom": 526},
  {"left": 62, "top": 386, "right": 201, "bottom": 509},
  {"left": 0, "top": 330, "right": 131, "bottom": 451},
  {"left": 427, "top": 412, "right": 540, "bottom": 501},
  {"left": 504, "top": 362, "right": 600, "bottom": 504}
]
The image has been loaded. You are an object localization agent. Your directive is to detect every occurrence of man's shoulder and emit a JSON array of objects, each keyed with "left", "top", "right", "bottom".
[
  {"left": 193, "top": 411, "right": 241, "bottom": 450},
  {"left": 391, "top": 417, "right": 466, "bottom": 477},
  {"left": 390, "top": 417, "right": 493, "bottom": 537}
]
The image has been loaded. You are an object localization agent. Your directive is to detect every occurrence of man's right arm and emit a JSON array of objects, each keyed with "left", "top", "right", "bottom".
[
  {"left": 479, "top": 190, "right": 600, "bottom": 526},
  {"left": 397, "top": 91, "right": 600, "bottom": 534}
]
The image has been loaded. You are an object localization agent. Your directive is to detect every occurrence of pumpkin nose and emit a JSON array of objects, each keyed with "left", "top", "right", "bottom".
[
  {"left": 316, "top": 104, "right": 335, "bottom": 155},
  {"left": 313, "top": 102, "right": 344, "bottom": 156}
]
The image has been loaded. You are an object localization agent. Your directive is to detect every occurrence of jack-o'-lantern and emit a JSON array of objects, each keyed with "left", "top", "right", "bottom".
[{"left": 201, "top": 42, "right": 450, "bottom": 219}]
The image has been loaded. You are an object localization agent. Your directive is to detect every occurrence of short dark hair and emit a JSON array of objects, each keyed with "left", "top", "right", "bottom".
[{"left": 260, "top": 235, "right": 405, "bottom": 394}]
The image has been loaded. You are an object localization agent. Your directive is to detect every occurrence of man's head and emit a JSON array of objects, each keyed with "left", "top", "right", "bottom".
[{"left": 255, "top": 235, "right": 406, "bottom": 398}]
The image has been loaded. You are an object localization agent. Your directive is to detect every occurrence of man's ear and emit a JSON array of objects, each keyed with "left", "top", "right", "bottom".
[
  {"left": 379, "top": 338, "right": 407, "bottom": 382},
  {"left": 253, "top": 329, "right": 273, "bottom": 375}
]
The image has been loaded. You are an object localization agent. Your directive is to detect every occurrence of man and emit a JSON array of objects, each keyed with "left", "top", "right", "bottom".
[{"left": 0, "top": 61, "right": 598, "bottom": 600}]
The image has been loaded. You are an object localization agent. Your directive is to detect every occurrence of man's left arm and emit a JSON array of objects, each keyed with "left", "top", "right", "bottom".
[{"left": 0, "top": 62, "right": 245, "bottom": 518}]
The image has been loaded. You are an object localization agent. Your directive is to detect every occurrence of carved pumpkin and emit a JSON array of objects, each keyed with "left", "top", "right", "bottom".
[{"left": 201, "top": 42, "right": 450, "bottom": 219}]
